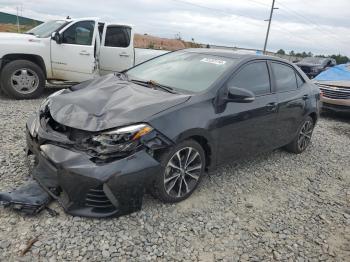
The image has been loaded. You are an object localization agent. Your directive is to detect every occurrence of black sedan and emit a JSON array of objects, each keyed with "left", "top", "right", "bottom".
[
  {"left": 296, "top": 57, "right": 336, "bottom": 78},
  {"left": 21, "top": 49, "right": 320, "bottom": 217}
]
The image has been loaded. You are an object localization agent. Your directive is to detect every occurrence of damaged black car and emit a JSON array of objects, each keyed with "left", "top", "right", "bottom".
[{"left": 0, "top": 49, "right": 320, "bottom": 218}]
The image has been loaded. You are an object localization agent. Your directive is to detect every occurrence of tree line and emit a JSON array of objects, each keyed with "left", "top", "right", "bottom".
[{"left": 276, "top": 49, "right": 349, "bottom": 64}]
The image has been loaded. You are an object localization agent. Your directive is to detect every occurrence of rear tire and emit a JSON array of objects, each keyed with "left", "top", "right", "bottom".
[
  {"left": 285, "top": 116, "right": 314, "bottom": 154},
  {"left": 153, "top": 139, "right": 206, "bottom": 203},
  {"left": 0, "top": 60, "right": 45, "bottom": 99}
]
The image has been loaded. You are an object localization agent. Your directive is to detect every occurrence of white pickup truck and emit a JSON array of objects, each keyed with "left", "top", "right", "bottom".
[{"left": 0, "top": 17, "right": 168, "bottom": 99}]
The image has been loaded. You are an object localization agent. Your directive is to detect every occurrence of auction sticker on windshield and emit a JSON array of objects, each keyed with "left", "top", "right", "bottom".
[{"left": 200, "top": 58, "right": 226, "bottom": 65}]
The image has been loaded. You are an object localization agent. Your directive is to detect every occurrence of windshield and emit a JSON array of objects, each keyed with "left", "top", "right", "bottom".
[
  {"left": 301, "top": 57, "right": 326, "bottom": 64},
  {"left": 26, "top": 20, "right": 70, "bottom": 38},
  {"left": 126, "top": 51, "right": 237, "bottom": 93}
]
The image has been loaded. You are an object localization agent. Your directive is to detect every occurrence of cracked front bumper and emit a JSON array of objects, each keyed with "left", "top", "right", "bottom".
[{"left": 25, "top": 119, "right": 162, "bottom": 218}]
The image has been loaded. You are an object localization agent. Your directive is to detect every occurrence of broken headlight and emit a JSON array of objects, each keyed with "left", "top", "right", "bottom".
[{"left": 87, "top": 124, "right": 153, "bottom": 158}]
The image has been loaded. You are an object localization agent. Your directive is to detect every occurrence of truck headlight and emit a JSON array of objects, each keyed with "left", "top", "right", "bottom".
[{"left": 88, "top": 124, "right": 153, "bottom": 155}]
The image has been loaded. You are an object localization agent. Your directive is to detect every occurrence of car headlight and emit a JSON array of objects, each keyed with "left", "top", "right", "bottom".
[
  {"left": 87, "top": 124, "right": 154, "bottom": 156},
  {"left": 29, "top": 114, "right": 40, "bottom": 137}
]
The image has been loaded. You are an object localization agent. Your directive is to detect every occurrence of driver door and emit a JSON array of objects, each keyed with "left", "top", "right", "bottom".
[{"left": 50, "top": 20, "right": 98, "bottom": 82}]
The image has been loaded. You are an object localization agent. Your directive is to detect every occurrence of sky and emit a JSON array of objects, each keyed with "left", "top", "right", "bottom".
[{"left": 1, "top": 0, "right": 350, "bottom": 56}]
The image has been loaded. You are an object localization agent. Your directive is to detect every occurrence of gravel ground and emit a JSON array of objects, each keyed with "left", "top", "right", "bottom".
[{"left": 0, "top": 89, "right": 349, "bottom": 261}]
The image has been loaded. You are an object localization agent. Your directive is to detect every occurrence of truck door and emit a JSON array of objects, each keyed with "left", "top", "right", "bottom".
[
  {"left": 50, "top": 20, "right": 98, "bottom": 82},
  {"left": 99, "top": 24, "right": 134, "bottom": 74}
]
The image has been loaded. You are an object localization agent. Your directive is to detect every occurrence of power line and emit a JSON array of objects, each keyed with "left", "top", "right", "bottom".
[
  {"left": 246, "top": 0, "right": 347, "bottom": 50},
  {"left": 168, "top": 0, "right": 345, "bottom": 54},
  {"left": 276, "top": 0, "right": 348, "bottom": 46}
]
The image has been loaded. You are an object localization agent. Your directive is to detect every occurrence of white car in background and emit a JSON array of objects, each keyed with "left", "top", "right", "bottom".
[{"left": 0, "top": 17, "right": 168, "bottom": 99}]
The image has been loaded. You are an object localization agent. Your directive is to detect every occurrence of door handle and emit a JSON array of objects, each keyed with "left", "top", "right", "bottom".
[
  {"left": 79, "top": 51, "right": 91, "bottom": 56},
  {"left": 302, "top": 94, "right": 309, "bottom": 100},
  {"left": 119, "top": 53, "right": 130, "bottom": 57},
  {"left": 266, "top": 102, "right": 278, "bottom": 112}
]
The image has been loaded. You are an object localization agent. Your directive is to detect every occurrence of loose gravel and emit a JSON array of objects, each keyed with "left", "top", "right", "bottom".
[{"left": 0, "top": 89, "right": 349, "bottom": 261}]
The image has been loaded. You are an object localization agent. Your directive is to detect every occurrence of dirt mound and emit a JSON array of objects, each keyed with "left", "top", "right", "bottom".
[
  {"left": 0, "top": 23, "right": 32, "bottom": 33},
  {"left": 134, "top": 33, "right": 202, "bottom": 51}
]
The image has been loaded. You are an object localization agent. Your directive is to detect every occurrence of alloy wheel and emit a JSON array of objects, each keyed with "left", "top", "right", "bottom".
[
  {"left": 164, "top": 147, "right": 202, "bottom": 198},
  {"left": 297, "top": 120, "right": 313, "bottom": 151},
  {"left": 11, "top": 68, "right": 39, "bottom": 94}
]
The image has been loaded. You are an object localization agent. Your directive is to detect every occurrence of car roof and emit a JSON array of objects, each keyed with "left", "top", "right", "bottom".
[{"left": 182, "top": 48, "right": 289, "bottom": 63}]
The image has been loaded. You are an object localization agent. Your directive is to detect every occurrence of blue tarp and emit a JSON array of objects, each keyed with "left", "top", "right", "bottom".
[{"left": 314, "top": 64, "right": 350, "bottom": 81}]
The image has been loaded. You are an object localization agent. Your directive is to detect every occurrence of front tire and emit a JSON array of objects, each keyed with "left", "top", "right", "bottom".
[
  {"left": 153, "top": 140, "right": 206, "bottom": 203},
  {"left": 285, "top": 116, "right": 314, "bottom": 154},
  {"left": 0, "top": 60, "right": 45, "bottom": 99}
]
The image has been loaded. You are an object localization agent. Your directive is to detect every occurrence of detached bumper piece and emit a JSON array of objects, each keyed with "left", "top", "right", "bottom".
[{"left": 0, "top": 180, "right": 52, "bottom": 215}]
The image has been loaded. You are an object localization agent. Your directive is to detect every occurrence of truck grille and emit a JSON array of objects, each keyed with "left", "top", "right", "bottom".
[
  {"left": 85, "top": 185, "right": 116, "bottom": 212},
  {"left": 319, "top": 86, "right": 350, "bottom": 100}
]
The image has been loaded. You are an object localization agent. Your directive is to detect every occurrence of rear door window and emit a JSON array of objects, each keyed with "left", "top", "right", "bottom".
[
  {"left": 228, "top": 61, "right": 271, "bottom": 95},
  {"left": 104, "top": 26, "right": 131, "bottom": 47},
  {"left": 271, "top": 62, "right": 298, "bottom": 92}
]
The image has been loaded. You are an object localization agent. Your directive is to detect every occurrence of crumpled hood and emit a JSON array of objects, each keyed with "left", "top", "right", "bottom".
[{"left": 48, "top": 74, "right": 190, "bottom": 132}]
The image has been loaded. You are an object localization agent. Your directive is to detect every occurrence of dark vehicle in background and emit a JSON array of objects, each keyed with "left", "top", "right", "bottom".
[
  {"left": 11, "top": 49, "right": 320, "bottom": 218},
  {"left": 296, "top": 57, "right": 336, "bottom": 78}
]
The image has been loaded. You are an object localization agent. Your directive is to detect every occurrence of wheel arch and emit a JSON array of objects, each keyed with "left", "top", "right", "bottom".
[
  {"left": 1, "top": 53, "right": 47, "bottom": 78},
  {"left": 308, "top": 111, "right": 318, "bottom": 124},
  {"left": 175, "top": 128, "right": 216, "bottom": 171}
]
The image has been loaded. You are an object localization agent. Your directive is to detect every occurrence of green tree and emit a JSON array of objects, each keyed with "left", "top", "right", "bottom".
[
  {"left": 330, "top": 54, "right": 349, "bottom": 64},
  {"left": 276, "top": 49, "right": 285, "bottom": 55},
  {"left": 289, "top": 50, "right": 295, "bottom": 56}
]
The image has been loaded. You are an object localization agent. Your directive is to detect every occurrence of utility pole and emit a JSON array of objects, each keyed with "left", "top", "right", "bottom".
[
  {"left": 16, "top": 6, "right": 20, "bottom": 33},
  {"left": 263, "top": 0, "right": 278, "bottom": 54}
]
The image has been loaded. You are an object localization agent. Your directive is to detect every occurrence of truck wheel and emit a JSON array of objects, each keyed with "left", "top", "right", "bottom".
[{"left": 0, "top": 60, "right": 45, "bottom": 99}]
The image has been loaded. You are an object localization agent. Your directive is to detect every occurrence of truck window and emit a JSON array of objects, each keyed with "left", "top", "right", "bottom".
[
  {"left": 104, "top": 26, "right": 131, "bottom": 48},
  {"left": 62, "top": 21, "right": 95, "bottom": 45}
]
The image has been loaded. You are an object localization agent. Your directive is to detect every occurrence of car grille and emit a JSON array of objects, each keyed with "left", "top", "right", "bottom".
[
  {"left": 319, "top": 86, "right": 350, "bottom": 99},
  {"left": 85, "top": 185, "right": 116, "bottom": 212}
]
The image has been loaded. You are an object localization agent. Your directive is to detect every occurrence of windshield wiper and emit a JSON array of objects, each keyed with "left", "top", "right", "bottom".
[{"left": 129, "top": 79, "right": 177, "bottom": 94}]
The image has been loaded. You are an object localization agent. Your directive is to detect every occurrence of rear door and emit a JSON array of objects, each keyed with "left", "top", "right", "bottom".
[
  {"left": 216, "top": 60, "right": 279, "bottom": 164},
  {"left": 51, "top": 20, "right": 98, "bottom": 81},
  {"left": 270, "top": 61, "right": 309, "bottom": 146},
  {"left": 99, "top": 24, "right": 134, "bottom": 74}
]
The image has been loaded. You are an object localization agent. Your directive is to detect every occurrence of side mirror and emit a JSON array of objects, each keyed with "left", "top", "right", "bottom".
[
  {"left": 52, "top": 32, "right": 62, "bottom": 44},
  {"left": 227, "top": 86, "right": 255, "bottom": 103}
]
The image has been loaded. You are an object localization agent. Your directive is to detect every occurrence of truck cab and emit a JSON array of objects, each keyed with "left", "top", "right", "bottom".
[{"left": 0, "top": 18, "right": 164, "bottom": 99}]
